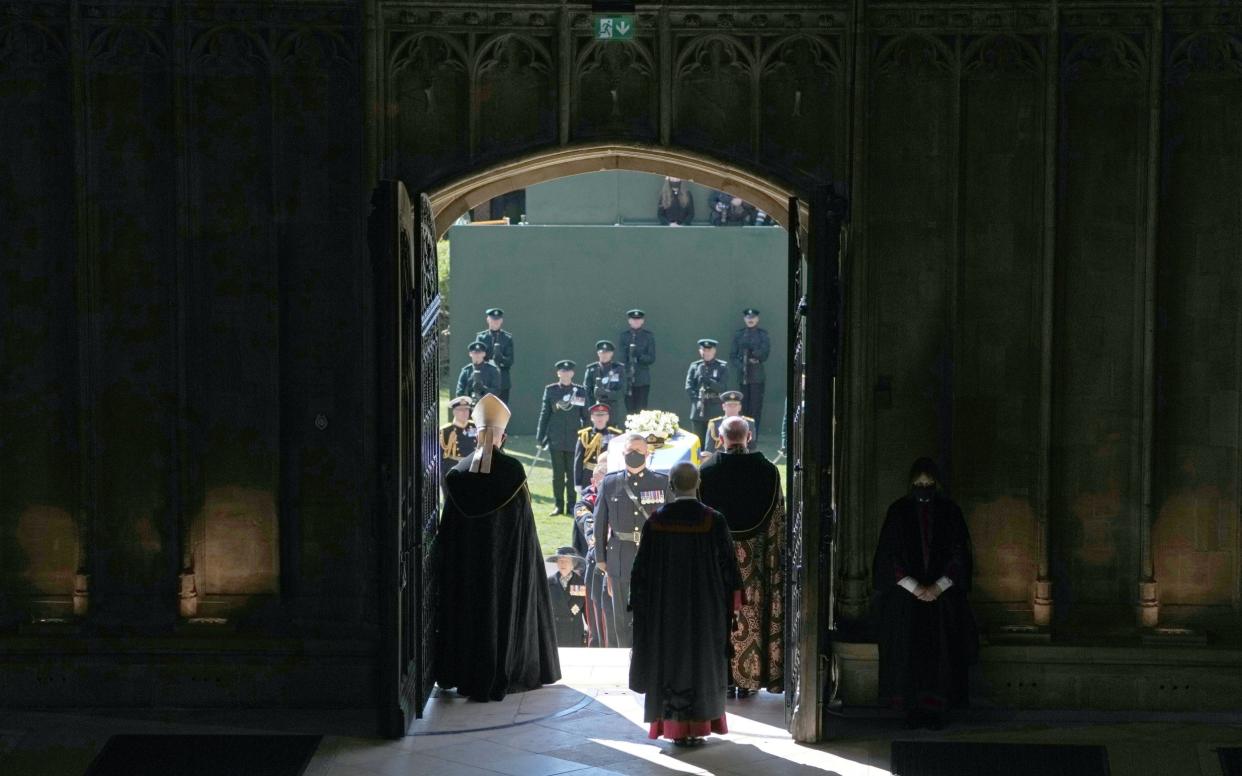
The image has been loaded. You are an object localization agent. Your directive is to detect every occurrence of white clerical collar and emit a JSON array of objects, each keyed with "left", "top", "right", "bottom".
[{"left": 674, "top": 494, "right": 697, "bottom": 501}]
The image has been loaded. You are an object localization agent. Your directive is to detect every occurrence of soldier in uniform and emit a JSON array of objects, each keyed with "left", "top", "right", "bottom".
[
  {"left": 573, "top": 403, "right": 623, "bottom": 491},
  {"left": 440, "top": 396, "right": 479, "bottom": 469},
  {"left": 685, "top": 338, "right": 730, "bottom": 444},
  {"left": 574, "top": 462, "right": 614, "bottom": 647},
  {"left": 536, "top": 359, "right": 589, "bottom": 516},
  {"left": 476, "top": 307, "right": 515, "bottom": 404},
  {"left": 545, "top": 547, "right": 588, "bottom": 647},
  {"left": 700, "top": 390, "right": 758, "bottom": 461},
  {"left": 456, "top": 341, "right": 502, "bottom": 401},
  {"left": 618, "top": 310, "right": 657, "bottom": 414},
  {"left": 593, "top": 433, "right": 672, "bottom": 648},
  {"left": 730, "top": 308, "right": 770, "bottom": 433},
  {"left": 582, "top": 340, "right": 627, "bottom": 424}
]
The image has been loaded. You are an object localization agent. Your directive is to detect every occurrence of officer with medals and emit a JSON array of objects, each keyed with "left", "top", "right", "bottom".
[
  {"left": 545, "top": 546, "right": 589, "bottom": 647},
  {"left": 618, "top": 309, "right": 657, "bottom": 414},
  {"left": 456, "top": 341, "right": 502, "bottom": 401},
  {"left": 730, "top": 308, "right": 770, "bottom": 433},
  {"left": 440, "top": 396, "right": 479, "bottom": 469},
  {"left": 476, "top": 308, "right": 515, "bottom": 404},
  {"left": 593, "top": 433, "right": 672, "bottom": 648},
  {"left": 536, "top": 359, "right": 589, "bottom": 516},
  {"left": 582, "top": 340, "right": 627, "bottom": 424},
  {"left": 700, "top": 390, "right": 759, "bottom": 461},
  {"left": 685, "top": 338, "right": 730, "bottom": 445},
  {"left": 573, "top": 403, "right": 624, "bottom": 491}
]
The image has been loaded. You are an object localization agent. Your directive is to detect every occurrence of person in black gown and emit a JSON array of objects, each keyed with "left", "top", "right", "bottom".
[
  {"left": 546, "top": 547, "right": 587, "bottom": 647},
  {"left": 872, "top": 456, "right": 977, "bottom": 729},
  {"left": 436, "top": 394, "right": 561, "bottom": 702},
  {"left": 629, "top": 462, "right": 743, "bottom": 746}
]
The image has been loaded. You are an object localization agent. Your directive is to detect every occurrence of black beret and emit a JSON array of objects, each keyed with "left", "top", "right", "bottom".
[
  {"left": 626, "top": 309, "right": 645, "bottom": 319},
  {"left": 697, "top": 338, "right": 719, "bottom": 348},
  {"left": 485, "top": 307, "right": 504, "bottom": 317},
  {"left": 555, "top": 359, "right": 576, "bottom": 371},
  {"left": 595, "top": 340, "right": 615, "bottom": 352},
  {"left": 467, "top": 341, "right": 487, "bottom": 353}
]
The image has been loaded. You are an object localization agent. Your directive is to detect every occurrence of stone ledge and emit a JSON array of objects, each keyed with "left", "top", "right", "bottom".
[
  {"left": 0, "top": 635, "right": 376, "bottom": 708},
  {"left": 833, "top": 640, "right": 1242, "bottom": 712}
]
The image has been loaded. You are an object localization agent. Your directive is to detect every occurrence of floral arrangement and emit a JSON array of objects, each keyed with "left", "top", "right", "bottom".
[{"left": 625, "top": 410, "right": 681, "bottom": 443}]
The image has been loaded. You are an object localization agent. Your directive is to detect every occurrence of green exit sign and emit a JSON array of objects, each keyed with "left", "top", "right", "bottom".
[{"left": 594, "top": 14, "right": 635, "bottom": 41}]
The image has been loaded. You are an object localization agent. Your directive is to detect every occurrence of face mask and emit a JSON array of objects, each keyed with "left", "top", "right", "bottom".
[
  {"left": 912, "top": 484, "right": 935, "bottom": 503},
  {"left": 625, "top": 451, "right": 646, "bottom": 469}
]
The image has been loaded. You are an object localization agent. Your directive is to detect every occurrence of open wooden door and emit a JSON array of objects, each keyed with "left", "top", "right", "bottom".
[
  {"left": 373, "top": 180, "right": 442, "bottom": 738},
  {"left": 785, "top": 187, "right": 847, "bottom": 742}
]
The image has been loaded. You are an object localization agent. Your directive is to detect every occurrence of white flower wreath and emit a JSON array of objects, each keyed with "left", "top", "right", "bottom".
[{"left": 624, "top": 410, "right": 681, "bottom": 440}]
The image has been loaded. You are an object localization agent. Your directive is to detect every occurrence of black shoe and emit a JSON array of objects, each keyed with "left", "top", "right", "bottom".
[
  {"left": 689, "top": 737, "right": 705, "bottom": 746},
  {"left": 726, "top": 686, "right": 737, "bottom": 699},
  {"left": 673, "top": 737, "right": 692, "bottom": 747},
  {"left": 736, "top": 688, "right": 751, "bottom": 699}
]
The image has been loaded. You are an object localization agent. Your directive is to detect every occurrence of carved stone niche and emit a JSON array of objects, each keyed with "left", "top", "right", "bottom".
[
  {"left": 475, "top": 33, "right": 556, "bottom": 160},
  {"left": 759, "top": 34, "right": 842, "bottom": 180},
  {"left": 573, "top": 39, "right": 657, "bottom": 141},
  {"left": 388, "top": 32, "right": 470, "bottom": 179},
  {"left": 672, "top": 34, "right": 755, "bottom": 160}
]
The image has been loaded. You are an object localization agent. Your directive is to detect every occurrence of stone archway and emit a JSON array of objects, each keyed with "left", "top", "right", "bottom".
[{"left": 426, "top": 142, "right": 809, "bottom": 241}]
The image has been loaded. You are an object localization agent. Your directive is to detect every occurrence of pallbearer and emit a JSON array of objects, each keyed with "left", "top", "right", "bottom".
[
  {"left": 536, "top": 360, "right": 589, "bottom": 516},
  {"left": 573, "top": 403, "right": 623, "bottom": 491},
  {"left": 440, "top": 396, "right": 478, "bottom": 469},
  {"left": 685, "top": 338, "right": 730, "bottom": 444},
  {"left": 618, "top": 310, "right": 657, "bottom": 414},
  {"left": 436, "top": 394, "right": 561, "bottom": 701},
  {"left": 582, "top": 340, "right": 627, "bottom": 423},
  {"left": 730, "top": 308, "right": 770, "bottom": 433},
  {"left": 476, "top": 307, "right": 515, "bottom": 404},
  {"left": 593, "top": 433, "right": 671, "bottom": 648},
  {"left": 456, "top": 341, "right": 502, "bottom": 401},
  {"left": 698, "top": 417, "right": 785, "bottom": 698},
  {"left": 701, "top": 390, "right": 758, "bottom": 461}
]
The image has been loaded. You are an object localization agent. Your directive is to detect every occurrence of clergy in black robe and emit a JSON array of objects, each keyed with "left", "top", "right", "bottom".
[
  {"left": 698, "top": 417, "right": 784, "bottom": 696},
  {"left": 872, "top": 457, "right": 977, "bottom": 729},
  {"left": 436, "top": 394, "right": 561, "bottom": 702},
  {"left": 546, "top": 547, "right": 588, "bottom": 647},
  {"left": 629, "top": 463, "right": 743, "bottom": 746}
]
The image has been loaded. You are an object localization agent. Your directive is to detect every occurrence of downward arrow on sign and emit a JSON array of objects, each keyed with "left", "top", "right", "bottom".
[{"left": 616, "top": 21, "right": 631, "bottom": 34}]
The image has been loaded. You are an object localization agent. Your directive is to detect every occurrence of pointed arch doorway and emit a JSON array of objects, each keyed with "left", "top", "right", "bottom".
[{"left": 370, "top": 142, "right": 846, "bottom": 743}]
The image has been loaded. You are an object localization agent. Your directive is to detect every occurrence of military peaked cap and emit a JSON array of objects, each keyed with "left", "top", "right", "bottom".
[
  {"left": 485, "top": 307, "right": 504, "bottom": 317},
  {"left": 467, "top": 341, "right": 487, "bottom": 353},
  {"left": 555, "top": 359, "right": 576, "bottom": 371},
  {"left": 720, "top": 390, "right": 744, "bottom": 403},
  {"left": 589, "top": 403, "right": 611, "bottom": 414},
  {"left": 697, "top": 338, "right": 719, "bottom": 348},
  {"left": 742, "top": 308, "right": 760, "bottom": 316},
  {"left": 448, "top": 396, "right": 473, "bottom": 409},
  {"left": 626, "top": 309, "right": 646, "bottom": 319},
  {"left": 595, "top": 340, "right": 615, "bottom": 351}
]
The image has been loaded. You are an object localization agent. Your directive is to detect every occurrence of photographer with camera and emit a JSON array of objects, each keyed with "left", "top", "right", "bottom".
[
  {"left": 455, "top": 341, "right": 502, "bottom": 402},
  {"left": 709, "top": 191, "right": 757, "bottom": 227},
  {"left": 582, "top": 340, "right": 627, "bottom": 424},
  {"left": 684, "top": 338, "right": 730, "bottom": 444}
]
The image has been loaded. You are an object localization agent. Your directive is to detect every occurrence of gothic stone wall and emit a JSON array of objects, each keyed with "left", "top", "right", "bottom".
[{"left": 1, "top": 0, "right": 1241, "bottom": 707}]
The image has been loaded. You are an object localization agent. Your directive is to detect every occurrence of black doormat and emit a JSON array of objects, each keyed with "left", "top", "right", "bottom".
[
  {"left": 84, "top": 734, "right": 323, "bottom": 776},
  {"left": 891, "top": 741, "right": 1110, "bottom": 776},
  {"left": 1219, "top": 747, "right": 1242, "bottom": 776}
]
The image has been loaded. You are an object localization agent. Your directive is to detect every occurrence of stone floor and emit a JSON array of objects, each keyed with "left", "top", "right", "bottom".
[{"left": 2, "top": 648, "right": 1241, "bottom": 776}]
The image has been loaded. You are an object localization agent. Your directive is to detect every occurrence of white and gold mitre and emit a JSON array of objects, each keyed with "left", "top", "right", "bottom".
[{"left": 469, "top": 393, "right": 511, "bottom": 473}]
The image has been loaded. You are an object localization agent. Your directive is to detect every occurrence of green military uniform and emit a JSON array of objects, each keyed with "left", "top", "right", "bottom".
[
  {"left": 731, "top": 309, "right": 771, "bottom": 432},
  {"left": 476, "top": 311, "right": 515, "bottom": 404},
  {"left": 685, "top": 338, "right": 730, "bottom": 444},
  {"left": 536, "top": 361, "right": 589, "bottom": 514},
  {"left": 583, "top": 341, "right": 627, "bottom": 425},
  {"left": 619, "top": 310, "right": 656, "bottom": 413}
]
